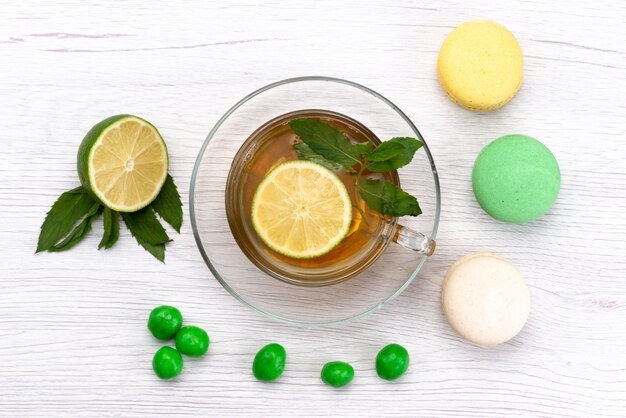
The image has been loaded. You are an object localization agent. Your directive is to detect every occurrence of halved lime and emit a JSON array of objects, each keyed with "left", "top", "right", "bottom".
[
  {"left": 251, "top": 161, "right": 352, "bottom": 259},
  {"left": 77, "top": 115, "right": 168, "bottom": 212}
]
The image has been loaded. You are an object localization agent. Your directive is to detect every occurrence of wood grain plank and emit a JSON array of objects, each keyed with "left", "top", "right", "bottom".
[{"left": 1, "top": 0, "right": 625, "bottom": 416}]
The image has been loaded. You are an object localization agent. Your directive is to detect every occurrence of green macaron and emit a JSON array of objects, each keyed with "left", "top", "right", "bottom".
[{"left": 472, "top": 134, "right": 560, "bottom": 224}]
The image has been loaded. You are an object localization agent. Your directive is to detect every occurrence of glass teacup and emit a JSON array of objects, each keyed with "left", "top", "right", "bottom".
[{"left": 225, "top": 109, "right": 435, "bottom": 286}]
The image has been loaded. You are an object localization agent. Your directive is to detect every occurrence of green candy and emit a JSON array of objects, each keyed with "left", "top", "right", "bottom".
[
  {"left": 152, "top": 346, "right": 183, "bottom": 380},
  {"left": 472, "top": 134, "right": 560, "bottom": 224},
  {"left": 321, "top": 361, "right": 354, "bottom": 388},
  {"left": 253, "top": 343, "right": 286, "bottom": 381},
  {"left": 376, "top": 343, "right": 409, "bottom": 381},
  {"left": 148, "top": 305, "right": 182, "bottom": 340},
  {"left": 175, "top": 326, "right": 210, "bottom": 357}
]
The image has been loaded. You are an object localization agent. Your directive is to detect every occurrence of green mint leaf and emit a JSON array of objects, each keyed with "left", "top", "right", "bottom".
[
  {"left": 36, "top": 186, "right": 98, "bottom": 253},
  {"left": 105, "top": 209, "right": 120, "bottom": 248},
  {"left": 49, "top": 203, "right": 103, "bottom": 252},
  {"left": 122, "top": 208, "right": 168, "bottom": 261},
  {"left": 151, "top": 174, "right": 183, "bottom": 233},
  {"left": 98, "top": 207, "right": 119, "bottom": 249},
  {"left": 354, "top": 141, "right": 373, "bottom": 157},
  {"left": 134, "top": 235, "right": 165, "bottom": 262},
  {"left": 98, "top": 207, "right": 113, "bottom": 249},
  {"left": 367, "top": 141, "right": 404, "bottom": 162},
  {"left": 289, "top": 118, "right": 360, "bottom": 167},
  {"left": 359, "top": 179, "right": 422, "bottom": 217},
  {"left": 294, "top": 142, "right": 351, "bottom": 172},
  {"left": 121, "top": 207, "right": 170, "bottom": 246},
  {"left": 367, "top": 137, "right": 423, "bottom": 172}
]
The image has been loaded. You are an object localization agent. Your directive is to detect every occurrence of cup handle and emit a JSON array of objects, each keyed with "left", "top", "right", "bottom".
[{"left": 392, "top": 224, "right": 436, "bottom": 256}]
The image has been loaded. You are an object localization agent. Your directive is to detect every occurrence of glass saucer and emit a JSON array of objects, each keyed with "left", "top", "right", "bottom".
[{"left": 190, "top": 76, "right": 440, "bottom": 326}]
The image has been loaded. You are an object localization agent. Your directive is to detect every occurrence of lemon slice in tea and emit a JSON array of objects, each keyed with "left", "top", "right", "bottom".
[
  {"left": 77, "top": 115, "right": 168, "bottom": 212},
  {"left": 251, "top": 160, "right": 352, "bottom": 259}
]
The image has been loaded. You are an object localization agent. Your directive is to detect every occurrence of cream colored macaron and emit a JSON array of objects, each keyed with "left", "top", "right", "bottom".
[
  {"left": 441, "top": 253, "right": 530, "bottom": 346},
  {"left": 437, "top": 20, "right": 523, "bottom": 110}
]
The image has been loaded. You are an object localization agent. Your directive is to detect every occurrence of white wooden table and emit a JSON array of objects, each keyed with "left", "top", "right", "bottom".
[{"left": 2, "top": 1, "right": 625, "bottom": 416}]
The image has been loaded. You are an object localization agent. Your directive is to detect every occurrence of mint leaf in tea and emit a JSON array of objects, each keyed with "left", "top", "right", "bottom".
[
  {"left": 289, "top": 118, "right": 361, "bottom": 167},
  {"left": 366, "top": 137, "right": 423, "bottom": 172},
  {"left": 294, "top": 142, "right": 351, "bottom": 172},
  {"left": 359, "top": 179, "right": 422, "bottom": 217}
]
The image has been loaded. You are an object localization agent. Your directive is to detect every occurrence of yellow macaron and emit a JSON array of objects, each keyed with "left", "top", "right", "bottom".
[{"left": 437, "top": 20, "right": 523, "bottom": 111}]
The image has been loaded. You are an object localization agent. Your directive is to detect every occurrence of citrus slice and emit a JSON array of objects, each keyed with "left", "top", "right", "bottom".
[
  {"left": 77, "top": 115, "right": 168, "bottom": 212},
  {"left": 251, "top": 161, "right": 352, "bottom": 259}
]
